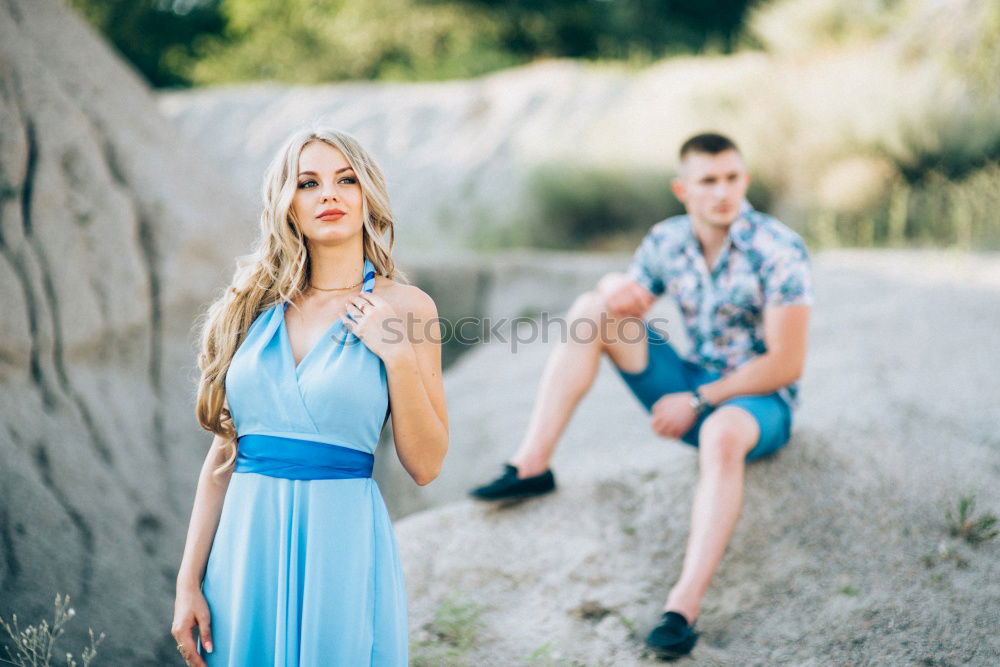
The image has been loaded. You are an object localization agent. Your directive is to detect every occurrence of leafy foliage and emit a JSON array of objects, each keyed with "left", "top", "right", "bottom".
[
  {"left": 524, "top": 163, "right": 775, "bottom": 250},
  {"left": 181, "top": 0, "right": 516, "bottom": 83},
  {"left": 67, "top": 0, "right": 757, "bottom": 87},
  {"left": 526, "top": 164, "right": 681, "bottom": 250},
  {"left": 66, "top": 0, "right": 224, "bottom": 88},
  {"left": 440, "top": 0, "right": 756, "bottom": 58}
]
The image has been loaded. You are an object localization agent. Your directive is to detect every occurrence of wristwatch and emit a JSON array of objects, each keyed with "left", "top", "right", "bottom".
[{"left": 689, "top": 388, "right": 713, "bottom": 415}]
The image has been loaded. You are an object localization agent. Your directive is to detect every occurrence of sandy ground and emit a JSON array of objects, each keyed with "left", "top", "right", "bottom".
[{"left": 394, "top": 249, "right": 1000, "bottom": 665}]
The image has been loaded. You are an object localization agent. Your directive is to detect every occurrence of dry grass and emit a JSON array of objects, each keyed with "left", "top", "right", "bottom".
[{"left": 0, "top": 595, "right": 104, "bottom": 667}]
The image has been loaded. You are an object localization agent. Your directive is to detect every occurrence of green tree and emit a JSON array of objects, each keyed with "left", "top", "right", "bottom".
[
  {"left": 182, "top": 0, "right": 518, "bottom": 84},
  {"left": 69, "top": 0, "right": 759, "bottom": 87},
  {"left": 67, "top": 0, "right": 225, "bottom": 87},
  {"left": 443, "top": 0, "right": 757, "bottom": 60}
]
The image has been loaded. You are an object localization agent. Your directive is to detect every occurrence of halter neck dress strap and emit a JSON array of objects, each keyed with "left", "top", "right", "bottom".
[{"left": 361, "top": 258, "right": 376, "bottom": 293}]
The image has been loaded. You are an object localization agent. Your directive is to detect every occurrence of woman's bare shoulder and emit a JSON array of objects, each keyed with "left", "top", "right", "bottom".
[{"left": 373, "top": 276, "right": 437, "bottom": 317}]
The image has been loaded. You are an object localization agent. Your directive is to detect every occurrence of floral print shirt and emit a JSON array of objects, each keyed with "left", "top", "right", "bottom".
[{"left": 626, "top": 205, "right": 813, "bottom": 408}]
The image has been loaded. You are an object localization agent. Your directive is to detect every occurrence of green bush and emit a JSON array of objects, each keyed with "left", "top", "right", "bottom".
[
  {"left": 523, "top": 162, "right": 777, "bottom": 250},
  {"left": 525, "top": 164, "right": 680, "bottom": 250}
]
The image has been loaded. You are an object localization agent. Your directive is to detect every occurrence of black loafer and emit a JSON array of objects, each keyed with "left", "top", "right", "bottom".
[
  {"left": 645, "top": 611, "right": 698, "bottom": 660},
  {"left": 469, "top": 464, "right": 556, "bottom": 501}
]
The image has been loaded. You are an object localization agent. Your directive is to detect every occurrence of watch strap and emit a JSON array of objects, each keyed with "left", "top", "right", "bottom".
[{"left": 691, "top": 388, "right": 713, "bottom": 414}]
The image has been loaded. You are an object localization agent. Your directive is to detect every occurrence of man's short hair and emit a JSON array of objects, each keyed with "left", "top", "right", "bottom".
[{"left": 679, "top": 133, "right": 740, "bottom": 160}]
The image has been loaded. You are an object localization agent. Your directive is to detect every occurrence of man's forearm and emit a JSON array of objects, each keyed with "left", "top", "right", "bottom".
[{"left": 697, "top": 352, "right": 803, "bottom": 406}]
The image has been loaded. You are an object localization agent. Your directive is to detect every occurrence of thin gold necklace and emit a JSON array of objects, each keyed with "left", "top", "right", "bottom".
[{"left": 309, "top": 275, "right": 364, "bottom": 292}]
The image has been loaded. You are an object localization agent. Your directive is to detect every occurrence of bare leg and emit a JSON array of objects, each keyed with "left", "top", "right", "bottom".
[
  {"left": 663, "top": 406, "right": 759, "bottom": 621},
  {"left": 510, "top": 289, "right": 648, "bottom": 478}
]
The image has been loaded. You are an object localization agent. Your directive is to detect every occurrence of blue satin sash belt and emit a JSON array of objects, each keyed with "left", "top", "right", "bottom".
[{"left": 234, "top": 434, "right": 374, "bottom": 480}]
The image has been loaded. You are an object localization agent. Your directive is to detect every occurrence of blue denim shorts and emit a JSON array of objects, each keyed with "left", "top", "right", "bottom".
[{"left": 615, "top": 324, "right": 792, "bottom": 461}]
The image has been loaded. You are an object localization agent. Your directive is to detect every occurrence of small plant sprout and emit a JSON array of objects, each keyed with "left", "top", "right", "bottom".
[{"left": 947, "top": 495, "right": 999, "bottom": 546}]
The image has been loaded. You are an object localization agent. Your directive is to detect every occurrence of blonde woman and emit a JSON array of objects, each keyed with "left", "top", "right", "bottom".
[{"left": 171, "top": 127, "right": 448, "bottom": 666}]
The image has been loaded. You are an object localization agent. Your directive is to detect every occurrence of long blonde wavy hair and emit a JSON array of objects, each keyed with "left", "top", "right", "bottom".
[{"left": 195, "top": 127, "right": 399, "bottom": 476}]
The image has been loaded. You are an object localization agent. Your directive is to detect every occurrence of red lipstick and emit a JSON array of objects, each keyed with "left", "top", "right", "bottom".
[{"left": 317, "top": 208, "right": 346, "bottom": 220}]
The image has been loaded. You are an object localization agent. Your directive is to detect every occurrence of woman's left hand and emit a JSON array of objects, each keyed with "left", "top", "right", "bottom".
[{"left": 341, "top": 292, "right": 411, "bottom": 363}]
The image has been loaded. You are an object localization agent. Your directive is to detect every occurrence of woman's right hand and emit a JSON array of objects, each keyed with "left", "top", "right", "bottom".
[{"left": 171, "top": 586, "right": 213, "bottom": 666}]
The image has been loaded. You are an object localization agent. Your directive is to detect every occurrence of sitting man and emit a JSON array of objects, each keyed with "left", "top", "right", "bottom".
[{"left": 470, "top": 132, "right": 813, "bottom": 659}]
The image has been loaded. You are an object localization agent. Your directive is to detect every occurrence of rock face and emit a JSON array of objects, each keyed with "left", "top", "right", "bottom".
[
  {"left": 395, "top": 251, "right": 1000, "bottom": 665},
  {"left": 0, "top": 0, "right": 253, "bottom": 663}
]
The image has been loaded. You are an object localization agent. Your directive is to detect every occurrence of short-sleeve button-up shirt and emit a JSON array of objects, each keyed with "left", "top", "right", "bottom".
[{"left": 626, "top": 205, "right": 813, "bottom": 408}]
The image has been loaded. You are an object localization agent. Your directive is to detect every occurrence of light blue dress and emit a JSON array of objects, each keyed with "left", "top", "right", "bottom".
[{"left": 201, "top": 258, "right": 407, "bottom": 666}]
